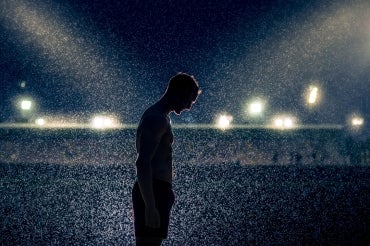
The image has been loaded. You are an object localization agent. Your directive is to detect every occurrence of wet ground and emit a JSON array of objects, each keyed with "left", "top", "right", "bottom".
[{"left": 0, "top": 162, "right": 369, "bottom": 245}]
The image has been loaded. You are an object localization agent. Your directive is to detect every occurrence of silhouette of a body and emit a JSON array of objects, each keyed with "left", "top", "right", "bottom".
[{"left": 132, "top": 73, "right": 200, "bottom": 246}]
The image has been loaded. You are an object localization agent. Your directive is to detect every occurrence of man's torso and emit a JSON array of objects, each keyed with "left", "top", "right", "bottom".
[{"left": 136, "top": 106, "right": 174, "bottom": 183}]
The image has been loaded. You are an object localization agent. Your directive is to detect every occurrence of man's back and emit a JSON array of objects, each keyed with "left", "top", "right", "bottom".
[{"left": 136, "top": 105, "right": 174, "bottom": 184}]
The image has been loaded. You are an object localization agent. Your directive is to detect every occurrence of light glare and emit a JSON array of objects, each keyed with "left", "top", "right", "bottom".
[
  {"left": 351, "top": 117, "right": 364, "bottom": 126},
  {"left": 35, "top": 118, "right": 45, "bottom": 126},
  {"left": 91, "top": 115, "right": 119, "bottom": 129},
  {"left": 272, "top": 115, "right": 297, "bottom": 129},
  {"left": 308, "top": 86, "right": 318, "bottom": 104},
  {"left": 20, "top": 100, "right": 32, "bottom": 110},
  {"left": 249, "top": 102, "right": 263, "bottom": 115},
  {"left": 216, "top": 114, "right": 233, "bottom": 130}
]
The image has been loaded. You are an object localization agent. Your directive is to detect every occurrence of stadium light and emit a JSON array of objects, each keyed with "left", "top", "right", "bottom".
[
  {"left": 249, "top": 101, "right": 264, "bottom": 116},
  {"left": 20, "top": 99, "right": 32, "bottom": 111},
  {"left": 272, "top": 115, "right": 297, "bottom": 129},
  {"left": 91, "top": 114, "right": 119, "bottom": 129},
  {"left": 245, "top": 98, "right": 266, "bottom": 117},
  {"left": 348, "top": 114, "right": 364, "bottom": 131},
  {"left": 308, "top": 86, "right": 318, "bottom": 104},
  {"left": 351, "top": 117, "right": 364, "bottom": 126},
  {"left": 216, "top": 114, "right": 233, "bottom": 130},
  {"left": 305, "top": 84, "right": 321, "bottom": 107},
  {"left": 35, "top": 118, "right": 46, "bottom": 126},
  {"left": 15, "top": 97, "right": 36, "bottom": 122}
]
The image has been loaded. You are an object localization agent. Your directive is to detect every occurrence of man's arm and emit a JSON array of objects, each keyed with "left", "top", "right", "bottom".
[{"left": 135, "top": 114, "right": 167, "bottom": 228}]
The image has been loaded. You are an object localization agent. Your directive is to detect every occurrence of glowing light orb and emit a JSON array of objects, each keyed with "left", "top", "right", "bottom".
[
  {"left": 274, "top": 118, "right": 284, "bottom": 128},
  {"left": 272, "top": 115, "right": 297, "bottom": 129},
  {"left": 245, "top": 98, "right": 266, "bottom": 119},
  {"left": 216, "top": 114, "right": 233, "bottom": 130},
  {"left": 351, "top": 116, "right": 364, "bottom": 127},
  {"left": 249, "top": 101, "right": 263, "bottom": 115},
  {"left": 91, "top": 115, "right": 119, "bottom": 129},
  {"left": 284, "top": 118, "right": 294, "bottom": 128},
  {"left": 305, "top": 85, "right": 321, "bottom": 107},
  {"left": 35, "top": 118, "right": 45, "bottom": 126},
  {"left": 20, "top": 81, "right": 26, "bottom": 88},
  {"left": 308, "top": 86, "right": 318, "bottom": 104},
  {"left": 20, "top": 100, "right": 32, "bottom": 110}
]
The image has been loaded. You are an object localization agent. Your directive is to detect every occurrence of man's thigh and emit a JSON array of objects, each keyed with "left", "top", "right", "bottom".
[{"left": 132, "top": 180, "right": 175, "bottom": 239}]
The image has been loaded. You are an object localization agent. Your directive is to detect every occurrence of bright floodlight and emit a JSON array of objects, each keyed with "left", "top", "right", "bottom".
[
  {"left": 245, "top": 98, "right": 266, "bottom": 119},
  {"left": 249, "top": 101, "right": 263, "bottom": 115},
  {"left": 351, "top": 116, "right": 364, "bottom": 127},
  {"left": 216, "top": 114, "right": 233, "bottom": 130},
  {"left": 91, "top": 115, "right": 119, "bottom": 129},
  {"left": 308, "top": 86, "right": 318, "bottom": 104},
  {"left": 274, "top": 118, "right": 284, "bottom": 128},
  {"left": 284, "top": 118, "right": 294, "bottom": 128},
  {"left": 272, "top": 115, "right": 297, "bottom": 129},
  {"left": 20, "top": 100, "right": 32, "bottom": 110},
  {"left": 35, "top": 118, "right": 45, "bottom": 126},
  {"left": 305, "top": 85, "right": 321, "bottom": 107}
]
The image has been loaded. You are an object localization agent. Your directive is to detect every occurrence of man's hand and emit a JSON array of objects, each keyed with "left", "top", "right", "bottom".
[{"left": 145, "top": 206, "right": 160, "bottom": 228}]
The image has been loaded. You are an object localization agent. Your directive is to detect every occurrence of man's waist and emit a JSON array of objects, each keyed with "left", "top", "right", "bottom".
[
  {"left": 152, "top": 177, "right": 172, "bottom": 187},
  {"left": 135, "top": 178, "right": 172, "bottom": 189}
]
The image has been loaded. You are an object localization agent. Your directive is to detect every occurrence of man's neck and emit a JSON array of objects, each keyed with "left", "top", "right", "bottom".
[{"left": 156, "top": 96, "right": 173, "bottom": 115}]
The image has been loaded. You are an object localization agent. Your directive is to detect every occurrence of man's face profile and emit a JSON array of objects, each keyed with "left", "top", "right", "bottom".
[{"left": 173, "top": 92, "right": 198, "bottom": 115}]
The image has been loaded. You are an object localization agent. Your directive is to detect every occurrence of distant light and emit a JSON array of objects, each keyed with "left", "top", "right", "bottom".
[
  {"left": 249, "top": 102, "right": 263, "bottom": 115},
  {"left": 284, "top": 118, "right": 294, "bottom": 128},
  {"left": 305, "top": 84, "right": 321, "bottom": 107},
  {"left": 245, "top": 98, "right": 266, "bottom": 119},
  {"left": 20, "top": 81, "right": 26, "bottom": 88},
  {"left": 274, "top": 118, "right": 284, "bottom": 128},
  {"left": 35, "top": 118, "right": 45, "bottom": 126},
  {"left": 272, "top": 115, "right": 297, "bottom": 129},
  {"left": 20, "top": 100, "right": 32, "bottom": 110},
  {"left": 216, "top": 114, "right": 233, "bottom": 130},
  {"left": 308, "top": 86, "right": 318, "bottom": 104},
  {"left": 351, "top": 116, "right": 364, "bottom": 127},
  {"left": 347, "top": 114, "right": 364, "bottom": 132},
  {"left": 91, "top": 115, "right": 119, "bottom": 129}
]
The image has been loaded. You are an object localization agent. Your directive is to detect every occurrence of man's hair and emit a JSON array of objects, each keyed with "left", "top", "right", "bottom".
[{"left": 166, "top": 72, "right": 201, "bottom": 101}]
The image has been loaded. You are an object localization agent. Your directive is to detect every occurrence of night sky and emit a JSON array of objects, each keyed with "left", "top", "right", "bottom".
[{"left": 1, "top": 0, "right": 369, "bottom": 137}]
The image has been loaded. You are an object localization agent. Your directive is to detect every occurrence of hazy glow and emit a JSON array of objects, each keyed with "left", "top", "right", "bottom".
[
  {"left": 272, "top": 115, "right": 297, "bottom": 129},
  {"left": 35, "top": 118, "right": 45, "bottom": 126},
  {"left": 304, "top": 84, "right": 322, "bottom": 108},
  {"left": 230, "top": 2, "right": 368, "bottom": 119},
  {"left": 91, "top": 115, "right": 119, "bottom": 129},
  {"left": 20, "top": 100, "right": 32, "bottom": 110},
  {"left": 351, "top": 117, "right": 364, "bottom": 126},
  {"left": 1, "top": 0, "right": 131, "bottom": 108},
  {"left": 216, "top": 114, "right": 233, "bottom": 130},
  {"left": 249, "top": 101, "right": 263, "bottom": 115},
  {"left": 308, "top": 86, "right": 318, "bottom": 104},
  {"left": 274, "top": 118, "right": 284, "bottom": 128}
]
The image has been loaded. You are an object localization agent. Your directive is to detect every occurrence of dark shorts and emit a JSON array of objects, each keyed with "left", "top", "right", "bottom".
[{"left": 132, "top": 179, "right": 175, "bottom": 239}]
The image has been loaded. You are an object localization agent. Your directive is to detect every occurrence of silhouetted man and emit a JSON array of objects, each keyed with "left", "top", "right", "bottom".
[{"left": 132, "top": 73, "right": 200, "bottom": 246}]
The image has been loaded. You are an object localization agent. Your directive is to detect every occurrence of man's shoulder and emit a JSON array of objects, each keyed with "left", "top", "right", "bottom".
[{"left": 140, "top": 107, "right": 168, "bottom": 129}]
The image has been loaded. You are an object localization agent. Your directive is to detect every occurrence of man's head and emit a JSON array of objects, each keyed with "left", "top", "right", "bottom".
[{"left": 165, "top": 73, "right": 201, "bottom": 114}]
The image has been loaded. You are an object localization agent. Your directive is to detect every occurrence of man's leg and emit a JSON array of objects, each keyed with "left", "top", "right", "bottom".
[
  {"left": 136, "top": 236, "right": 163, "bottom": 246},
  {"left": 132, "top": 180, "right": 174, "bottom": 245}
]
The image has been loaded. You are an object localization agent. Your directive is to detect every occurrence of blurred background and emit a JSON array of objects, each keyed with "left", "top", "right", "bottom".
[{"left": 0, "top": 0, "right": 369, "bottom": 139}]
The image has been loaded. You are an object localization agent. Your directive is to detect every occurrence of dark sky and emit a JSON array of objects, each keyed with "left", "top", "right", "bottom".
[{"left": 0, "top": 0, "right": 369, "bottom": 136}]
